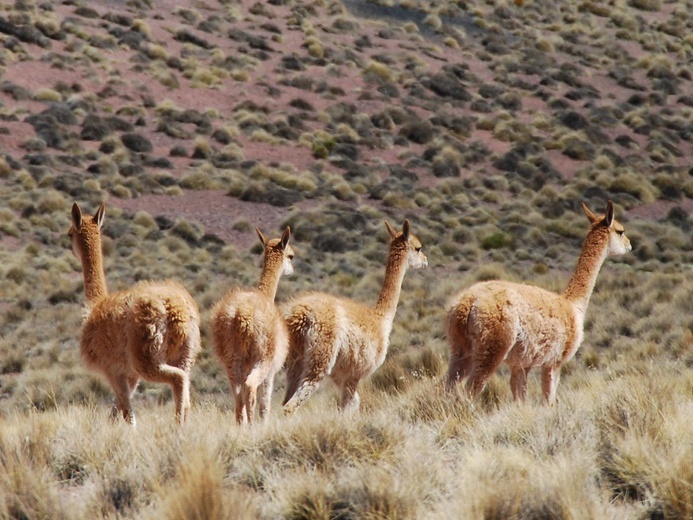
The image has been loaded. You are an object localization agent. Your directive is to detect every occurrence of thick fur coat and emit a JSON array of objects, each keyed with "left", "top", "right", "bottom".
[
  {"left": 283, "top": 220, "right": 427, "bottom": 413},
  {"left": 212, "top": 227, "right": 293, "bottom": 424},
  {"left": 70, "top": 202, "right": 200, "bottom": 424},
  {"left": 446, "top": 201, "right": 631, "bottom": 404}
]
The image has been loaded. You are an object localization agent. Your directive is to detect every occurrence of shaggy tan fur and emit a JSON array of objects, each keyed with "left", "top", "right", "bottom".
[
  {"left": 212, "top": 227, "right": 293, "bottom": 424},
  {"left": 283, "top": 220, "right": 427, "bottom": 414},
  {"left": 69, "top": 202, "right": 201, "bottom": 425},
  {"left": 446, "top": 201, "right": 632, "bottom": 404}
]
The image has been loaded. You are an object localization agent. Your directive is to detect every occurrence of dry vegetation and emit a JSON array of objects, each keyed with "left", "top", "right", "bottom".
[{"left": 0, "top": 0, "right": 691, "bottom": 518}]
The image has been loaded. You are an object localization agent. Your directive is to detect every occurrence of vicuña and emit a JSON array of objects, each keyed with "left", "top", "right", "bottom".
[
  {"left": 446, "top": 200, "right": 631, "bottom": 404},
  {"left": 283, "top": 220, "right": 427, "bottom": 414},
  {"left": 69, "top": 202, "right": 201, "bottom": 424},
  {"left": 212, "top": 227, "right": 293, "bottom": 424}
]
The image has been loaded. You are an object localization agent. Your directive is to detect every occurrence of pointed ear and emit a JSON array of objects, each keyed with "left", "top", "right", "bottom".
[
  {"left": 71, "top": 203, "right": 82, "bottom": 229},
  {"left": 256, "top": 228, "right": 268, "bottom": 248},
  {"left": 384, "top": 220, "right": 397, "bottom": 239},
  {"left": 603, "top": 200, "right": 614, "bottom": 228},
  {"left": 581, "top": 201, "right": 599, "bottom": 224},
  {"left": 93, "top": 202, "right": 106, "bottom": 229},
  {"left": 402, "top": 219, "right": 411, "bottom": 241},
  {"left": 280, "top": 226, "right": 291, "bottom": 249}
]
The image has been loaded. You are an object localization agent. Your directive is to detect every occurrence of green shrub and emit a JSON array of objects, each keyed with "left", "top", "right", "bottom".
[{"left": 480, "top": 232, "right": 512, "bottom": 250}]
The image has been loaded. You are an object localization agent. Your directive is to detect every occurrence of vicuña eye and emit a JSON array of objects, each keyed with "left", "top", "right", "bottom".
[
  {"left": 616, "top": 230, "right": 624, "bottom": 236},
  {"left": 415, "top": 247, "right": 422, "bottom": 252},
  {"left": 288, "top": 254, "right": 294, "bottom": 260}
]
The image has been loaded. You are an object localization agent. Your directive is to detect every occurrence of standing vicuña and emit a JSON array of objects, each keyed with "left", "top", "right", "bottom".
[
  {"left": 212, "top": 227, "right": 294, "bottom": 424},
  {"left": 283, "top": 220, "right": 427, "bottom": 414},
  {"left": 446, "top": 200, "right": 631, "bottom": 404},
  {"left": 68, "top": 202, "right": 201, "bottom": 425}
]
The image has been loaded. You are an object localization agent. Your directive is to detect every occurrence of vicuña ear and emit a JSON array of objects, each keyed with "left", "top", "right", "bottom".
[
  {"left": 280, "top": 226, "right": 291, "bottom": 249},
  {"left": 384, "top": 220, "right": 397, "bottom": 239},
  {"left": 581, "top": 201, "right": 599, "bottom": 224},
  {"left": 401, "top": 219, "right": 411, "bottom": 241},
  {"left": 93, "top": 202, "right": 106, "bottom": 229},
  {"left": 603, "top": 200, "right": 614, "bottom": 228},
  {"left": 71, "top": 203, "right": 82, "bottom": 229},
  {"left": 256, "top": 228, "right": 268, "bottom": 248}
]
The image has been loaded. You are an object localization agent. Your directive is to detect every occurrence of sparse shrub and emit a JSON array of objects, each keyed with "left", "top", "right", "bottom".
[
  {"left": 536, "top": 36, "right": 557, "bottom": 52},
  {"left": 170, "top": 145, "right": 189, "bottom": 157},
  {"left": 311, "top": 134, "right": 337, "bottom": 158},
  {"left": 37, "top": 190, "right": 69, "bottom": 213},
  {"left": 561, "top": 136, "right": 596, "bottom": 160},
  {"left": 121, "top": 133, "right": 153, "bottom": 153},
  {"left": 481, "top": 231, "right": 512, "bottom": 250},
  {"left": 379, "top": 192, "right": 411, "bottom": 208},
  {"left": 399, "top": 120, "right": 433, "bottom": 144},
  {"left": 33, "top": 88, "right": 62, "bottom": 102},
  {"left": 133, "top": 211, "right": 157, "bottom": 229},
  {"left": 131, "top": 19, "right": 152, "bottom": 37},
  {"left": 364, "top": 60, "right": 395, "bottom": 83},
  {"left": 296, "top": 176, "right": 317, "bottom": 194},
  {"left": 171, "top": 219, "right": 203, "bottom": 245},
  {"left": 151, "top": 62, "right": 180, "bottom": 89},
  {"left": 231, "top": 219, "right": 252, "bottom": 232},
  {"left": 423, "top": 13, "right": 442, "bottom": 30},
  {"left": 608, "top": 172, "right": 657, "bottom": 203},
  {"left": 303, "top": 36, "right": 324, "bottom": 58},
  {"left": 402, "top": 22, "right": 418, "bottom": 33},
  {"left": 1, "top": 352, "right": 26, "bottom": 374},
  {"left": 443, "top": 36, "right": 460, "bottom": 49},
  {"left": 629, "top": 0, "right": 662, "bottom": 11},
  {"left": 189, "top": 67, "right": 227, "bottom": 88},
  {"left": 191, "top": 137, "right": 213, "bottom": 159},
  {"left": 0, "top": 156, "right": 12, "bottom": 178}
]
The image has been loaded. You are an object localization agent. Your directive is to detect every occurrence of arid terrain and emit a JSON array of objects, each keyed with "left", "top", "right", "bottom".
[{"left": 0, "top": 0, "right": 691, "bottom": 518}]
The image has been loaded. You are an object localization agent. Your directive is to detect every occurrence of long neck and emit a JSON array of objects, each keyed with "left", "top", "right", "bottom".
[
  {"left": 257, "top": 259, "right": 282, "bottom": 300},
  {"left": 563, "top": 229, "right": 608, "bottom": 313},
  {"left": 81, "top": 236, "right": 108, "bottom": 304},
  {"left": 373, "top": 247, "right": 408, "bottom": 320}
]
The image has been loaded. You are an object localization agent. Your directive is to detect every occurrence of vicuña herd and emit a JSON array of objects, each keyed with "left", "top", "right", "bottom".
[{"left": 68, "top": 200, "right": 630, "bottom": 424}]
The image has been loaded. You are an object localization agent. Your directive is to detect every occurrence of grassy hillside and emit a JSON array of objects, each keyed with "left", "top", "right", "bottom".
[{"left": 0, "top": 0, "right": 691, "bottom": 518}]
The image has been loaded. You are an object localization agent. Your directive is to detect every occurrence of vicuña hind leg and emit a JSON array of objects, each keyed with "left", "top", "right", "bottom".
[
  {"left": 510, "top": 366, "right": 529, "bottom": 402},
  {"left": 541, "top": 365, "right": 561, "bottom": 405},
  {"left": 446, "top": 352, "right": 474, "bottom": 391},
  {"left": 339, "top": 378, "right": 360, "bottom": 412},
  {"left": 138, "top": 361, "right": 190, "bottom": 423},
  {"left": 258, "top": 376, "right": 274, "bottom": 422},
  {"left": 130, "top": 328, "right": 192, "bottom": 422},
  {"left": 243, "top": 383, "right": 258, "bottom": 424},
  {"left": 466, "top": 330, "right": 513, "bottom": 399},
  {"left": 244, "top": 364, "right": 269, "bottom": 424},
  {"left": 446, "top": 317, "right": 474, "bottom": 390},
  {"left": 282, "top": 343, "right": 305, "bottom": 406},
  {"left": 233, "top": 386, "right": 246, "bottom": 424},
  {"left": 283, "top": 348, "right": 333, "bottom": 415},
  {"left": 107, "top": 373, "right": 136, "bottom": 425}
]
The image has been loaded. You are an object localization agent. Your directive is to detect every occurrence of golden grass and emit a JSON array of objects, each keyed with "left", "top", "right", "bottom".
[
  {"left": 0, "top": 358, "right": 690, "bottom": 518},
  {"left": 2, "top": 199, "right": 691, "bottom": 517}
]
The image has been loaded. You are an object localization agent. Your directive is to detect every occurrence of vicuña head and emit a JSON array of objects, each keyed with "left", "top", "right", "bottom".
[
  {"left": 283, "top": 219, "right": 427, "bottom": 414},
  {"left": 69, "top": 202, "right": 201, "bottom": 425},
  {"left": 212, "top": 226, "right": 293, "bottom": 425},
  {"left": 446, "top": 200, "right": 631, "bottom": 404}
]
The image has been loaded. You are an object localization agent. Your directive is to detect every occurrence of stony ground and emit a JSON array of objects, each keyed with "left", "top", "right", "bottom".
[{"left": 1, "top": 0, "right": 690, "bottom": 247}]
